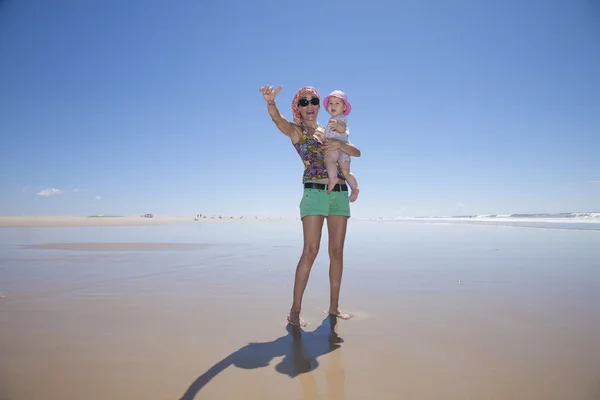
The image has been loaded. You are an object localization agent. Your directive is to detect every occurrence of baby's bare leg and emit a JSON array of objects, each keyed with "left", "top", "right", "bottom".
[
  {"left": 325, "top": 150, "right": 340, "bottom": 193},
  {"left": 340, "top": 160, "right": 359, "bottom": 202}
]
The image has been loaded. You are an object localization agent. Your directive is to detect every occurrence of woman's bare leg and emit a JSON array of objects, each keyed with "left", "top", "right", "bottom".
[
  {"left": 288, "top": 215, "right": 325, "bottom": 327},
  {"left": 326, "top": 215, "right": 353, "bottom": 320}
]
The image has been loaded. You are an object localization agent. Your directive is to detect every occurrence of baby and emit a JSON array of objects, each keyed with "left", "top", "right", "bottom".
[{"left": 323, "top": 90, "right": 359, "bottom": 202}]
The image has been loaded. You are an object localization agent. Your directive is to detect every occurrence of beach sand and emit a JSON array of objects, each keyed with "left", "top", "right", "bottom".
[{"left": 1, "top": 220, "right": 599, "bottom": 399}]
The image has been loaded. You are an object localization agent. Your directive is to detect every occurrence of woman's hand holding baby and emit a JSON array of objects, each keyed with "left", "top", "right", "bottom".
[{"left": 322, "top": 138, "right": 342, "bottom": 154}]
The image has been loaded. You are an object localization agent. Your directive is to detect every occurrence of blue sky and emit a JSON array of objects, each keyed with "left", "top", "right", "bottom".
[{"left": 1, "top": 0, "right": 598, "bottom": 218}]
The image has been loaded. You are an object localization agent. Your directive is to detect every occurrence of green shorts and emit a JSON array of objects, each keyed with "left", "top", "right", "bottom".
[{"left": 299, "top": 181, "right": 351, "bottom": 219}]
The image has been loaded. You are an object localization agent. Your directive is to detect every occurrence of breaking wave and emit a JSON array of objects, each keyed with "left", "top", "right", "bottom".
[{"left": 381, "top": 212, "right": 600, "bottom": 231}]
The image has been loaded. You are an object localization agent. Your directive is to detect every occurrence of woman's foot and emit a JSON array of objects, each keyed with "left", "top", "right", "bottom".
[
  {"left": 328, "top": 308, "right": 354, "bottom": 320},
  {"left": 349, "top": 187, "right": 359, "bottom": 202},
  {"left": 287, "top": 310, "right": 308, "bottom": 327}
]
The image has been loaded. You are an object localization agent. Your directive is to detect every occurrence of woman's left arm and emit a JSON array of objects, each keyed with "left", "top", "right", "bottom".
[{"left": 323, "top": 139, "right": 361, "bottom": 157}]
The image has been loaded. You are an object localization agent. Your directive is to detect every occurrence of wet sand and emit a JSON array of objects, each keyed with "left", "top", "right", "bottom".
[
  {"left": 1, "top": 221, "right": 599, "bottom": 399},
  {"left": 23, "top": 242, "right": 213, "bottom": 251}
]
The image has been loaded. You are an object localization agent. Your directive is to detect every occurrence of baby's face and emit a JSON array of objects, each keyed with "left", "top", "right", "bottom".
[{"left": 327, "top": 97, "right": 346, "bottom": 117}]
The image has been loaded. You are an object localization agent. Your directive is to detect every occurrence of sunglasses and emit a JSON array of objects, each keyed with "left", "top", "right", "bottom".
[{"left": 297, "top": 97, "right": 320, "bottom": 107}]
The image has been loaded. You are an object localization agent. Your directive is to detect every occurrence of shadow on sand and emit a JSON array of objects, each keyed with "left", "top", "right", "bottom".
[{"left": 179, "top": 314, "right": 344, "bottom": 399}]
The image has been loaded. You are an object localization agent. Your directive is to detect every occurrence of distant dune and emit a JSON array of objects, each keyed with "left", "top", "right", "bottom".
[
  {"left": 0, "top": 216, "right": 193, "bottom": 227},
  {"left": 0, "top": 216, "right": 295, "bottom": 227}
]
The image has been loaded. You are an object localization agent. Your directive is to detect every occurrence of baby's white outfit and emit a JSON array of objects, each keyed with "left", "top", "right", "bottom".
[{"left": 324, "top": 115, "right": 351, "bottom": 164}]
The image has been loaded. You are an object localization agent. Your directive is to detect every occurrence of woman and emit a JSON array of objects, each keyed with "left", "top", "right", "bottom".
[{"left": 259, "top": 84, "right": 362, "bottom": 327}]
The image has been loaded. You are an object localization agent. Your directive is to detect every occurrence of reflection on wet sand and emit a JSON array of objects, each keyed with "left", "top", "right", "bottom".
[
  {"left": 325, "top": 328, "right": 345, "bottom": 400},
  {"left": 179, "top": 315, "right": 345, "bottom": 400}
]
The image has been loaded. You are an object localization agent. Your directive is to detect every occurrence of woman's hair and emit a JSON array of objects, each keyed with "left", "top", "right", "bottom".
[{"left": 291, "top": 86, "right": 320, "bottom": 125}]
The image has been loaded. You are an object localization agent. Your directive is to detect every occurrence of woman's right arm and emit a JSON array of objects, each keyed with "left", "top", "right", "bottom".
[{"left": 260, "top": 85, "right": 301, "bottom": 142}]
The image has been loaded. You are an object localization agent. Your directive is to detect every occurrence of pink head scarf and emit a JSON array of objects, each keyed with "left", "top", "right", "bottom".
[{"left": 291, "top": 86, "right": 320, "bottom": 126}]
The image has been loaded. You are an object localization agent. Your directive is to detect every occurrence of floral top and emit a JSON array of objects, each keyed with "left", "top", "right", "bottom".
[{"left": 293, "top": 123, "right": 345, "bottom": 183}]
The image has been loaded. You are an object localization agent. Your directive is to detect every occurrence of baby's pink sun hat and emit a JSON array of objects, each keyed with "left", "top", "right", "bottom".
[{"left": 323, "top": 90, "right": 352, "bottom": 116}]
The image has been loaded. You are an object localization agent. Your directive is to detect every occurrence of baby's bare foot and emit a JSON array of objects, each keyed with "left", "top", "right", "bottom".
[
  {"left": 327, "top": 178, "right": 339, "bottom": 194},
  {"left": 287, "top": 310, "right": 308, "bottom": 327},
  {"left": 349, "top": 188, "right": 359, "bottom": 202},
  {"left": 328, "top": 308, "right": 354, "bottom": 320}
]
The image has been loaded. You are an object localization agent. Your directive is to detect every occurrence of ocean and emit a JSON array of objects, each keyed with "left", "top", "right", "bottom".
[{"left": 378, "top": 212, "right": 600, "bottom": 231}]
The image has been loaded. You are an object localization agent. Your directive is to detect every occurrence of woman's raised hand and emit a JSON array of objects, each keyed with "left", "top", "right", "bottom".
[{"left": 259, "top": 85, "right": 283, "bottom": 103}]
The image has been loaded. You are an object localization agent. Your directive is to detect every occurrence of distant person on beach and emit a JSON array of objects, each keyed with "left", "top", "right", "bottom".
[
  {"left": 322, "top": 90, "right": 359, "bottom": 202},
  {"left": 259, "top": 84, "right": 362, "bottom": 327}
]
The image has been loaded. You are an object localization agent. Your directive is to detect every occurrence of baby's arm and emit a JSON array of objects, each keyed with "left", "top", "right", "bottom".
[
  {"left": 334, "top": 120, "right": 347, "bottom": 133},
  {"left": 329, "top": 115, "right": 348, "bottom": 134}
]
